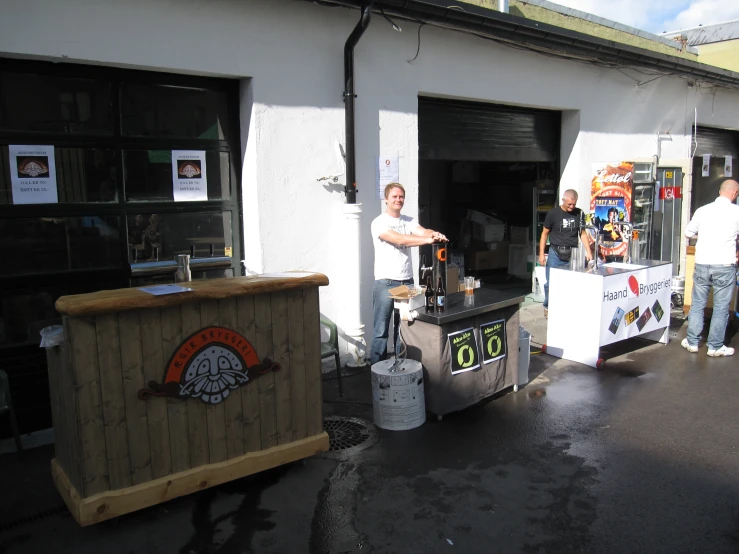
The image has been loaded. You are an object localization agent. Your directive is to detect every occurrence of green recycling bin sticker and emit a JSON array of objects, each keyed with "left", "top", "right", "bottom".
[
  {"left": 448, "top": 327, "right": 480, "bottom": 375},
  {"left": 480, "top": 319, "right": 506, "bottom": 364}
]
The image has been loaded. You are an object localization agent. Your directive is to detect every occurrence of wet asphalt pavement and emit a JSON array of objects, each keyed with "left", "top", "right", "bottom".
[{"left": 1, "top": 303, "right": 738, "bottom": 554}]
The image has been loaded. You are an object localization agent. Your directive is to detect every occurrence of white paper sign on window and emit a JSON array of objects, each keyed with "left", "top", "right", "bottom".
[
  {"left": 9, "top": 145, "right": 58, "bottom": 204},
  {"left": 377, "top": 156, "right": 399, "bottom": 199},
  {"left": 725, "top": 155, "right": 733, "bottom": 177},
  {"left": 172, "top": 150, "right": 208, "bottom": 202},
  {"left": 701, "top": 154, "right": 711, "bottom": 177}
]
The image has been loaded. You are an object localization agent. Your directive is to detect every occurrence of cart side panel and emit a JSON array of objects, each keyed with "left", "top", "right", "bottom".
[
  {"left": 95, "top": 314, "right": 132, "bottom": 490},
  {"left": 181, "top": 302, "right": 210, "bottom": 468},
  {"left": 201, "top": 299, "right": 228, "bottom": 464},
  {"left": 302, "top": 287, "right": 323, "bottom": 437},
  {"left": 237, "top": 294, "right": 261, "bottom": 453},
  {"left": 255, "top": 295, "right": 278, "bottom": 450},
  {"left": 287, "top": 290, "right": 308, "bottom": 442},
  {"left": 272, "top": 292, "right": 294, "bottom": 445},
  {"left": 219, "top": 298, "right": 246, "bottom": 459}
]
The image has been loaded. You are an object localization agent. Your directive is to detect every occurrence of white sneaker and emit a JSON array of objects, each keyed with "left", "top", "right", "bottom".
[
  {"left": 681, "top": 338, "right": 698, "bottom": 353},
  {"left": 707, "top": 345, "right": 734, "bottom": 357}
]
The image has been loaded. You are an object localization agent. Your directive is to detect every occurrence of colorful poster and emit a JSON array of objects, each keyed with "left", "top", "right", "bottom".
[
  {"left": 448, "top": 327, "right": 480, "bottom": 375},
  {"left": 590, "top": 162, "right": 633, "bottom": 260},
  {"left": 172, "top": 150, "right": 208, "bottom": 202},
  {"left": 9, "top": 145, "right": 58, "bottom": 204},
  {"left": 480, "top": 319, "right": 507, "bottom": 364}
]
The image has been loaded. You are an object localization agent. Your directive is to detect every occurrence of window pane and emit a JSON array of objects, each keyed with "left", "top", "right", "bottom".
[
  {"left": 124, "top": 150, "right": 229, "bottom": 202},
  {"left": 0, "top": 72, "right": 112, "bottom": 135},
  {"left": 0, "top": 216, "right": 122, "bottom": 275},
  {"left": 0, "top": 146, "right": 118, "bottom": 204},
  {"left": 127, "top": 211, "right": 232, "bottom": 262},
  {"left": 121, "top": 84, "right": 229, "bottom": 140}
]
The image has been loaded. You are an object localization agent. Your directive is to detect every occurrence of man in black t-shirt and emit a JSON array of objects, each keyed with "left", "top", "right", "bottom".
[{"left": 538, "top": 189, "right": 593, "bottom": 318}]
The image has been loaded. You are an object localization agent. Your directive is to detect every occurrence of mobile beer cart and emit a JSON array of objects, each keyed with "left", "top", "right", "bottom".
[{"left": 46, "top": 273, "right": 329, "bottom": 525}]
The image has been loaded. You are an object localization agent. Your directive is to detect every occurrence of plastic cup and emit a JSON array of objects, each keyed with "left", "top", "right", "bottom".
[{"left": 464, "top": 276, "right": 474, "bottom": 296}]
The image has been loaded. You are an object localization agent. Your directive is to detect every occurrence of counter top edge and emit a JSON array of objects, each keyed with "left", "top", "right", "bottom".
[{"left": 56, "top": 273, "right": 330, "bottom": 317}]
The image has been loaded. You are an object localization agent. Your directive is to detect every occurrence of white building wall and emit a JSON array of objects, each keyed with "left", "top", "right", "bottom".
[{"left": 2, "top": 0, "right": 739, "bottom": 363}]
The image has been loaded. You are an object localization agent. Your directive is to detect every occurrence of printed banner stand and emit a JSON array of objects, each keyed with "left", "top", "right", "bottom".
[
  {"left": 448, "top": 327, "right": 480, "bottom": 375},
  {"left": 9, "top": 145, "right": 58, "bottom": 204},
  {"left": 480, "top": 319, "right": 506, "bottom": 364},
  {"left": 590, "top": 162, "right": 633, "bottom": 260},
  {"left": 172, "top": 150, "right": 208, "bottom": 201}
]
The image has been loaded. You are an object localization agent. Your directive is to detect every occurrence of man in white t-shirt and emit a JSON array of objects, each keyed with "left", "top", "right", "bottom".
[
  {"left": 682, "top": 179, "right": 739, "bottom": 357},
  {"left": 370, "top": 183, "right": 448, "bottom": 364}
]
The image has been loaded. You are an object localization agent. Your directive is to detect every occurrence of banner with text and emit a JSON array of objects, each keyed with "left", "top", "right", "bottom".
[
  {"left": 599, "top": 263, "right": 672, "bottom": 346},
  {"left": 590, "top": 162, "right": 633, "bottom": 260},
  {"left": 172, "top": 150, "right": 208, "bottom": 202},
  {"left": 480, "top": 319, "right": 507, "bottom": 364},
  {"left": 448, "top": 327, "right": 480, "bottom": 375},
  {"left": 9, "top": 145, "right": 58, "bottom": 204}
]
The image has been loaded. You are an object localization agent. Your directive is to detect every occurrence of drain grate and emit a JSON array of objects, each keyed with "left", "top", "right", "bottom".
[
  {"left": 0, "top": 505, "right": 69, "bottom": 535},
  {"left": 322, "top": 416, "right": 378, "bottom": 458}
]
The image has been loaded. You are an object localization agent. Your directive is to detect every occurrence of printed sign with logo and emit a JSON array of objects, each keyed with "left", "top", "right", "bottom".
[
  {"left": 590, "top": 162, "right": 633, "bottom": 260},
  {"left": 138, "top": 326, "right": 279, "bottom": 404},
  {"left": 480, "top": 319, "right": 506, "bottom": 364},
  {"left": 377, "top": 156, "right": 399, "bottom": 199},
  {"left": 172, "top": 150, "right": 208, "bottom": 201},
  {"left": 9, "top": 145, "right": 58, "bottom": 204},
  {"left": 599, "top": 263, "right": 671, "bottom": 345},
  {"left": 448, "top": 327, "right": 480, "bottom": 375}
]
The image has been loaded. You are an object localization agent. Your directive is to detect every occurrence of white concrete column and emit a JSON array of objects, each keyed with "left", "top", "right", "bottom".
[{"left": 341, "top": 203, "right": 366, "bottom": 367}]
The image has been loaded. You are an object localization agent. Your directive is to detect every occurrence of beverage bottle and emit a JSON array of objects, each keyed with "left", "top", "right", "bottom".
[
  {"left": 436, "top": 276, "right": 446, "bottom": 312},
  {"left": 425, "top": 276, "right": 435, "bottom": 313}
]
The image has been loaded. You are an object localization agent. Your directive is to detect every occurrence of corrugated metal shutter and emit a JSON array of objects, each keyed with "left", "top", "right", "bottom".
[
  {"left": 694, "top": 126, "right": 739, "bottom": 157},
  {"left": 419, "top": 97, "right": 559, "bottom": 162}
]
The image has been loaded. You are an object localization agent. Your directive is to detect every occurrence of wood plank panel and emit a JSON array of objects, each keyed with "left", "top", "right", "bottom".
[
  {"left": 219, "top": 298, "right": 245, "bottom": 459},
  {"left": 271, "top": 293, "right": 293, "bottom": 445},
  {"left": 181, "top": 303, "right": 210, "bottom": 469},
  {"left": 160, "top": 306, "right": 191, "bottom": 474},
  {"left": 95, "top": 314, "right": 132, "bottom": 490},
  {"left": 58, "top": 323, "right": 84, "bottom": 493},
  {"left": 302, "top": 288, "right": 323, "bottom": 437},
  {"left": 254, "top": 295, "right": 278, "bottom": 450},
  {"left": 46, "top": 344, "right": 69, "bottom": 481},
  {"left": 287, "top": 290, "right": 308, "bottom": 441},
  {"left": 140, "top": 309, "right": 172, "bottom": 479},
  {"left": 118, "top": 310, "right": 153, "bottom": 486},
  {"left": 201, "top": 300, "right": 227, "bottom": 463},
  {"left": 237, "top": 295, "right": 261, "bottom": 453},
  {"left": 68, "top": 316, "right": 110, "bottom": 496}
]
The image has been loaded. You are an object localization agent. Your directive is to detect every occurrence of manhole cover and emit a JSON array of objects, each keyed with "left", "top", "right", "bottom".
[{"left": 322, "top": 416, "right": 378, "bottom": 458}]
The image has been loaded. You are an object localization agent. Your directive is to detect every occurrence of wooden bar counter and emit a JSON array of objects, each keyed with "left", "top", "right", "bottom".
[{"left": 47, "top": 272, "right": 330, "bottom": 526}]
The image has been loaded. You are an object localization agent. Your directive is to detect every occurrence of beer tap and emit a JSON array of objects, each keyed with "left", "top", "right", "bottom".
[
  {"left": 619, "top": 222, "right": 634, "bottom": 263},
  {"left": 420, "top": 255, "right": 433, "bottom": 282},
  {"left": 581, "top": 213, "right": 599, "bottom": 269}
]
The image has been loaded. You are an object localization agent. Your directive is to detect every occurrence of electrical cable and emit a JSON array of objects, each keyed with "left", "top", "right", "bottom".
[{"left": 407, "top": 22, "right": 425, "bottom": 62}]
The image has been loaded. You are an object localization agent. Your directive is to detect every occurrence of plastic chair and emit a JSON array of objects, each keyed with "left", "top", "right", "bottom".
[
  {"left": 320, "top": 315, "right": 343, "bottom": 396},
  {"left": 0, "top": 370, "right": 22, "bottom": 452}
]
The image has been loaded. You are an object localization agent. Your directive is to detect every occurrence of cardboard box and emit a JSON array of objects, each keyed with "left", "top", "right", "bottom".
[
  {"left": 465, "top": 242, "right": 509, "bottom": 270},
  {"left": 472, "top": 222, "right": 505, "bottom": 242},
  {"left": 389, "top": 285, "right": 426, "bottom": 311},
  {"left": 508, "top": 244, "right": 530, "bottom": 277},
  {"left": 510, "top": 226, "right": 529, "bottom": 244},
  {"left": 466, "top": 209, "right": 503, "bottom": 227}
]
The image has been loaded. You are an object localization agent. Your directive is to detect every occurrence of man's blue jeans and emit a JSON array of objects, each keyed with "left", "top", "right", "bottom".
[
  {"left": 544, "top": 248, "right": 570, "bottom": 309},
  {"left": 686, "top": 264, "right": 736, "bottom": 350},
  {"left": 371, "top": 278, "right": 413, "bottom": 365}
]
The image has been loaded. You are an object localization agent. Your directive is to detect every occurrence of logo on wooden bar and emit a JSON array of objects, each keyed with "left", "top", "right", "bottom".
[{"left": 138, "top": 326, "right": 279, "bottom": 404}]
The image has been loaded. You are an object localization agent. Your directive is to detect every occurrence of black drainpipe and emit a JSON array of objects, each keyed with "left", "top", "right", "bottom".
[{"left": 343, "top": 1, "right": 374, "bottom": 204}]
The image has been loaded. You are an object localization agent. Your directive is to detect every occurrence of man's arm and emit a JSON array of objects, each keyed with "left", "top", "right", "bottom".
[
  {"left": 684, "top": 209, "right": 700, "bottom": 238},
  {"left": 538, "top": 228, "right": 550, "bottom": 266},
  {"left": 379, "top": 229, "right": 436, "bottom": 247},
  {"left": 580, "top": 230, "right": 593, "bottom": 261},
  {"left": 411, "top": 225, "right": 448, "bottom": 242}
]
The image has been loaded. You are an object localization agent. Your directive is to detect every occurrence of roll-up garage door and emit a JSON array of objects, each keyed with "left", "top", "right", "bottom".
[
  {"left": 694, "top": 125, "right": 739, "bottom": 157},
  {"left": 419, "top": 97, "right": 560, "bottom": 162}
]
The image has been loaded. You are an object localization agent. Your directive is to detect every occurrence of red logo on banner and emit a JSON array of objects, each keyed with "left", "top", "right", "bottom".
[{"left": 659, "top": 187, "right": 682, "bottom": 200}]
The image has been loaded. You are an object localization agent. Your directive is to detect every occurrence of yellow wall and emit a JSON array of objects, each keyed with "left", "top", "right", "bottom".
[
  {"left": 697, "top": 39, "right": 739, "bottom": 73},
  {"left": 456, "top": 0, "right": 699, "bottom": 61}
]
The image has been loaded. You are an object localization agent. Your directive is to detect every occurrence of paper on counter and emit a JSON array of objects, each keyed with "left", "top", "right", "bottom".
[
  {"left": 260, "top": 272, "right": 315, "bottom": 278},
  {"left": 139, "top": 284, "right": 193, "bottom": 296},
  {"left": 602, "top": 262, "right": 647, "bottom": 270}
]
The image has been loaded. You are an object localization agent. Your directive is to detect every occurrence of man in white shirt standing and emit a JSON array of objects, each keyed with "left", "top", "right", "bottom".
[
  {"left": 682, "top": 179, "right": 739, "bottom": 357},
  {"left": 370, "top": 183, "right": 447, "bottom": 365}
]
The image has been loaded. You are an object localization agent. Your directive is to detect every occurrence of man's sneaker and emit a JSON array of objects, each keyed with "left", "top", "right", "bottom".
[
  {"left": 707, "top": 345, "right": 734, "bottom": 357},
  {"left": 544, "top": 308, "right": 548, "bottom": 319},
  {"left": 681, "top": 338, "right": 698, "bottom": 353}
]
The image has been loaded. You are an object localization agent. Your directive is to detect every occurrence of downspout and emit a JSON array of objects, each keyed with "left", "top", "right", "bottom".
[{"left": 341, "top": 2, "right": 373, "bottom": 368}]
